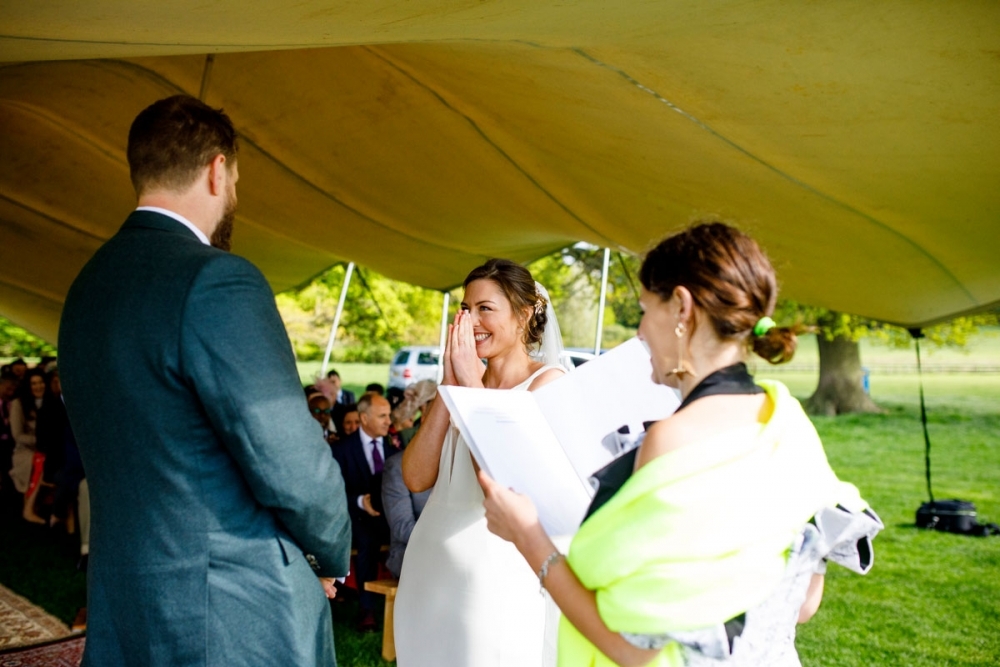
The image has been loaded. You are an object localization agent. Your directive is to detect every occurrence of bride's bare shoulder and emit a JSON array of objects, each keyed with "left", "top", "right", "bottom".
[{"left": 528, "top": 365, "right": 565, "bottom": 391}]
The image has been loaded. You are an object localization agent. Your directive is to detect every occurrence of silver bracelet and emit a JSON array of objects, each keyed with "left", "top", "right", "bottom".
[{"left": 537, "top": 550, "right": 563, "bottom": 594}]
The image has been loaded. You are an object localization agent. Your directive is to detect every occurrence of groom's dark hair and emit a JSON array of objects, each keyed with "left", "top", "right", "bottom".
[{"left": 127, "top": 95, "right": 239, "bottom": 196}]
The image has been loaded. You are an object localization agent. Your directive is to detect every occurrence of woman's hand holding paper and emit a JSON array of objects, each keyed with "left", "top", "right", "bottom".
[{"left": 477, "top": 469, "right": 544, "bottom": 550}]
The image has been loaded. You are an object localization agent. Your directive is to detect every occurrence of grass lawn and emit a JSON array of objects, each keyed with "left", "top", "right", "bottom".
[
  {"left": 757, "top": 371, "right": 1000, "bottom": 666},
  {"left": 0, "top": 370, "right": 996, "bottom": 665},
  {"left": 295, "top": 361, "right": 390, "bottom": 398}
]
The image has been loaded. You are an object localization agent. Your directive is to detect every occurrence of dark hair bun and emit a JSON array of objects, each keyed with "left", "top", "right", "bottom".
[
  {"left": 752, "top": 325, "right": 798, "bottom": 365},
  {"left": 640, "top": 221, "right": 798, "bottom": 365}
]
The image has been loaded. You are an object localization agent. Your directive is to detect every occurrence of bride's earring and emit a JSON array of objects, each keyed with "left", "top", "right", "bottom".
[{"left": 667, "top": 321, "right": 690, "bottom": 379}]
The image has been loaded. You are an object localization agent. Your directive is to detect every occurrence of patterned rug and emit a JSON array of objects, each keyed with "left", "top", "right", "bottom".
[
  {"left": 0, "top": 583, "right": 72, "bottom": 649},
  {"left": 0, "top": 635, "right": 85, "bottom": 666}
]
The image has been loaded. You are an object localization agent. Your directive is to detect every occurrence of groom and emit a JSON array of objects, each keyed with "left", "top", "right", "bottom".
[{"left": 59, "top": 95, "right": 351, "bottom": 667}]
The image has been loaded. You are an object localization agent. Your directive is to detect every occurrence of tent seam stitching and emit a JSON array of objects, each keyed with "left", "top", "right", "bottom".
[
  {"left": 570, "top": 47, "right": 978, "bottom": 307},
  {"left": 362, "top": 45, "right": 614, "bottom": 247}
]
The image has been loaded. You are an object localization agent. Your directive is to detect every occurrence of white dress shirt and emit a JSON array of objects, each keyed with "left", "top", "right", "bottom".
[{"left": 136, "top": 206, "right": 210, "bottom": 246}]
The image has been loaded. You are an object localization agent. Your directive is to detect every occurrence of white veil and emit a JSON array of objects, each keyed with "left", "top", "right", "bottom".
[{"left": 531, "top": 282, "right": 572, "bottom": 372}]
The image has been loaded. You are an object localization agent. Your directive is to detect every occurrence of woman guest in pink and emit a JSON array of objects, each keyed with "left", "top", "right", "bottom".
[{"left": 395, "top": 259, "right": 566, "bottom": 667}]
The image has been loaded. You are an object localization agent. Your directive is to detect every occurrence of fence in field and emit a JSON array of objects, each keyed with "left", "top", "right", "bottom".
[{"left": 760, "top": 363, "right": 1000, "bottom": 374}]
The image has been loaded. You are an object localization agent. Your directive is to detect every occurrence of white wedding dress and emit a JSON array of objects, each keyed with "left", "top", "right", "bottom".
[{"left": 394, "top": 364, "right": 563, "bottom": 667}]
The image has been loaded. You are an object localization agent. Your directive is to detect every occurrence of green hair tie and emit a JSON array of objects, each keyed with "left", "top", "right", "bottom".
[{"left": 753, "top": 316, "right": 776, "bottom": 337}]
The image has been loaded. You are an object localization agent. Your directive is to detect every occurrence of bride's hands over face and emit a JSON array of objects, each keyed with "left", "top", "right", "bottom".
[
  {"left": 451, "top": 311, "right": 486, "bottom": 387},
  {"left": 441, "top": 322, "right": 457, "bottom": 386}
]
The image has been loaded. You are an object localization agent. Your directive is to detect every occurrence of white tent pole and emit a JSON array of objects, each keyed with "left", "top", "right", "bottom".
[
  {"left": 594, "top": 247, "right": 611, "bottom": 355},
  {"left": 321, "top": 262, "right": 354, "bottom": 376},
  {"left": 437, "top": 291, "right": 450, "bottom": 381}
]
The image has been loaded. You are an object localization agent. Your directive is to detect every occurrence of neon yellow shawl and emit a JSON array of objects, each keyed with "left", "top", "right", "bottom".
[{"left": 560, "top": 380, "right": 868, "bottom": 667}]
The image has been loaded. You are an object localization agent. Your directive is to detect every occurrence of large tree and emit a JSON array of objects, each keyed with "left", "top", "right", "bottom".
[
  {"left": 528, "top": 245, "right": 642, "bottom": 349},
  {"left": 276, "top": 264, "right": 445, "bottom": 363},
  {"left": 776, "top": 303, "right": 999, "bottom": 416}
]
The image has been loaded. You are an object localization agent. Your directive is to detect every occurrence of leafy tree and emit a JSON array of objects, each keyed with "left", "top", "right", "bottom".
[
  {"left": 528, "top": 245, "right": 641, "bottom": 349},
  {"left": 277, "top": 264, "right": 445, "bottom": 363},
  {"left": 774, "top": 302, "right": 999, "bottom": 416},
  {"left": 0, "top": 316, "right": 57, "bottom": 358}
]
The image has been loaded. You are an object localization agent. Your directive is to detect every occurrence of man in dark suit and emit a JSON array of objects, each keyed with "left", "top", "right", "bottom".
[
  {"left": 327, "top": 369, "right": 356, "bottom": 406},
  {"left": 331, "top": 393, "right": 399, "bottom": 631},
  {"left": 59, "top": 95, "right": 351, "bottom": 667}
]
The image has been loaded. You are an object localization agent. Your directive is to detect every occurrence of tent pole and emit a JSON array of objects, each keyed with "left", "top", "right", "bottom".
[
  {"left": 594, "top": 247, "right": 611, "bottom": 355},
  {"left": 198, "top": 54, "right": 215, "bottom": 101},
  {"left": 437, "top": 291, "right": 450, "bottom": 381},
  {"left": 321, "top": 262, "right": 354, "bottom": 376}
]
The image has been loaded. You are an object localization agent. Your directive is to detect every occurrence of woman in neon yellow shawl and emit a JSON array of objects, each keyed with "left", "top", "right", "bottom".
[{"left": 478, "top": 222, "right": 880, "bottom": 667}]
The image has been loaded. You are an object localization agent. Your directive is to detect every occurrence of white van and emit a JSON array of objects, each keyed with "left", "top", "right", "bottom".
[{"left": 389, "top": 346, "right": 441, "bottom": 389}]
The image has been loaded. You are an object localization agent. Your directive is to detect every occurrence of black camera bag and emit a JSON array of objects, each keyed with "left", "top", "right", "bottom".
[{"left": 917, "top": 500, "right": 999, "bottom": 536}]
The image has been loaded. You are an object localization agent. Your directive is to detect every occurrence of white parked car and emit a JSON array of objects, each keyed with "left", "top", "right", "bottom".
[{"left": 389, "top": 346, "right": 441, "bottom": 389}]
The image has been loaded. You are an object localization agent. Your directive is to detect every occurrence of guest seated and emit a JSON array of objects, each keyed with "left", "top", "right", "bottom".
[
  {"left": 386, "top": 386, "right": 405, "bottom": 411},
  {"left": 397, "top": 380, "right": 438, "bottom": 447},
  {"left": 381, "top": 454, "right": 429, "bottom": 580},
  {"left": 9, "top": 368, "right": 48, "bottom": 524},
  {"left": 381, "top": 390, "right": 434, "bottom": 579},
  {"left": 330, "top": 394, "right": 400, "bottom": 631},
  {"left": 0, "top": 373, "right": 17, "bottom": 509},
  {"left": 8, "top": 358, "right": 27, "bottom": 382},
  {"left": 307, "top": 392, "right": 338, "bottom": 445},
  {"left": 35, "top": 368, "right": 69, "bottom": 524},
  {"left": 327, "top": 369, "right": 356, "bottom": 406},
  {"left": 339, "top": 404, "right": 361, "bottom": 438},
  {"left": 365, "top": 383, "right": 385, "bottom": 397},
  {"left": 387, "top": 408, "right": 411, "bottom": 450}
]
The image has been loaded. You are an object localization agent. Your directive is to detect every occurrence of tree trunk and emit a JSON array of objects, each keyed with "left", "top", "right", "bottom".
[{"left": 805, "top": 335, "right": 883, "bottom": 416}]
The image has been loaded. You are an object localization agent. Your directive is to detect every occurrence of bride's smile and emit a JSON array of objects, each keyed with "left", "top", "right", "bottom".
[{"left": 461, "top": 278, "right": 527, "bottom": 359}]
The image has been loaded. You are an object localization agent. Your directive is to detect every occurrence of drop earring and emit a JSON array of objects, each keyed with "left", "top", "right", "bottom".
[{"left": 667, "top": 321, "right": 690, "bottom": 378}]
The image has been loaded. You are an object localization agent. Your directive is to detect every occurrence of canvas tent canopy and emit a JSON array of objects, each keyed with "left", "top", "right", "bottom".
[{"left": 1, "top": 1, "right": 998, "bottom": 344}]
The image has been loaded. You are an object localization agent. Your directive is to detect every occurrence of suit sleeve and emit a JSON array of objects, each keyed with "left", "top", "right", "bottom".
[
  {"left": 382, "top": 454, "right": 417, "bottom": 546},
  {"left": 180, "top": 254, "right": 351, "bottom": 577},
  {"left": 330, "top": 441, "right": 363, "bottom": 524}
]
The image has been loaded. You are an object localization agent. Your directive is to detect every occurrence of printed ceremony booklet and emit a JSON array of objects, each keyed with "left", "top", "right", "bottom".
[{"left": 437, "top": 337, "right": 681, "bottom": 536}]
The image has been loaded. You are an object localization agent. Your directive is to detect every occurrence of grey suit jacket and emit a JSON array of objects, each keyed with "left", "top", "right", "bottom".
[
  {"left": 59, "top": 210, "right": 351, "bottom": 667},
  {"left": 381, "top": 452, "right": 430, "bottom": 578}
]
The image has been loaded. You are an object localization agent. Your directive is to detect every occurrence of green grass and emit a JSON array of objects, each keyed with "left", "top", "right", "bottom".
[
  {"left": 1, "top": 371, "right": 997, "bottom": 665},
  {"left": 759, "top": 328, "right": 1000, "bottom": 372},
  {"left": 760, "top": 372, "right": 1000, "bottom": 666},
  {"left": 295, "top": 361, "right": 390, "bottom": 398}
]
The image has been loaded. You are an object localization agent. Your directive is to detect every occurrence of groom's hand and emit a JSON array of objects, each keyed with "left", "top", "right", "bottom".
[{"left": 319, "top": 577, "right": 337, "bottom": 599}]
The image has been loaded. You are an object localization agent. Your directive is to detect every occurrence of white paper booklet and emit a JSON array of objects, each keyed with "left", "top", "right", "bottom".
[{"left": 437, "top": 338, "right": 680, "bottom": 536}]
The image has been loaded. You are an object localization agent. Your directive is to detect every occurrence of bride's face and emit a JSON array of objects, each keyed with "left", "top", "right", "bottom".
[{"left": 462, "top": 279, "right": 528, "bottom": 359}]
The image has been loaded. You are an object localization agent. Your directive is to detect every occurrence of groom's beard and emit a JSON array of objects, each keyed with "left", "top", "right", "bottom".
[{"left": 211, "top": 192, "right": 237, "bottom": 252}]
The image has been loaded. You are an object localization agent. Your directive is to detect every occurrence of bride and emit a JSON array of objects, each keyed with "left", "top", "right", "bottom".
[{"left": 395, "top": 258, "right": 566, "bottom": 667}]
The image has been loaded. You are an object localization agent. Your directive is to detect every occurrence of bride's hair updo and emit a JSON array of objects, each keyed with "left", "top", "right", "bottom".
[
  {"left": 639, "top": 221, "right": 798, "bottom": 364},
  {"left": 464, "top": 258, "right": 547, "bottom": 348}
]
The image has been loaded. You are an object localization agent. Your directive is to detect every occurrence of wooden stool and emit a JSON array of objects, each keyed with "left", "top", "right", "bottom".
[{"left": 363, "top": 579, "right": 399, "bottom": 661}]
